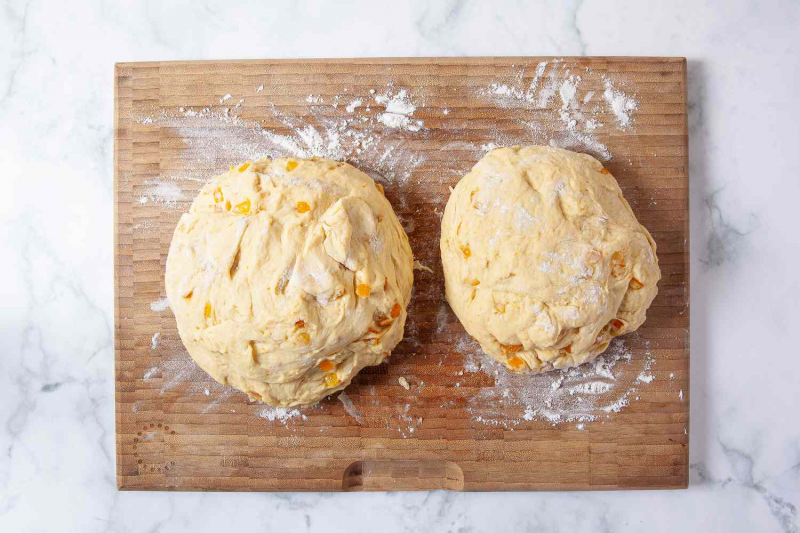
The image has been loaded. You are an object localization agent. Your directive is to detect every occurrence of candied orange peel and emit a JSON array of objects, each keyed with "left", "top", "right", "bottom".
[
  {"left": 233, "top": 198, "right": 251, "bottom": 215},
  {"left": 356, "top": 284, "right": 371, "bottom": 298}
]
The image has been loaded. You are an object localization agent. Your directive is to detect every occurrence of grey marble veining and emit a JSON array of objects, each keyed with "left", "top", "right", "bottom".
[{"left": 2, "top": 0, "right": 799, "bottom": 531}]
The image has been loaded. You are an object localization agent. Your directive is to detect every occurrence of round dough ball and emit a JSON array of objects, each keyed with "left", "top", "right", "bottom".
[
  {"left": 440, "top": 146, "right": 660, "bottom": 373},
  {"left": 166, "top": 157, "right": 414, "bottom": 406}
]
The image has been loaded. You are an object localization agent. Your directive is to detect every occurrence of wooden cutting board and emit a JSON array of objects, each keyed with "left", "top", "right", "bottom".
[{"left": 114, "top": 57, "right": 689, "bottom": 491}]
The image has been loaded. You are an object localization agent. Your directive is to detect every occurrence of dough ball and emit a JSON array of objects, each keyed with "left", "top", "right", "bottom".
[
  {"left": 440, "top": 146, "right": 660, "bottom": 373},
  {"left": 166, "top": 158, "right": 414, "bottom": 406}
]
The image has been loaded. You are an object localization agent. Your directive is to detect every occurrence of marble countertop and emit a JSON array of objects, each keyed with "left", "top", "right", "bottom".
[{"left": 2, "top": 0, "right": 798, "bottom": 531}]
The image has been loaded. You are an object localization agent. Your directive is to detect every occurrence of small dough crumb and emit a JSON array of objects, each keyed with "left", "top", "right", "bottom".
[
  {"left": 398, "top": 377, "right": 410, "bottom": 390},
  {"left": 413, "top": 260, "right": 434, "bottom": 273}
]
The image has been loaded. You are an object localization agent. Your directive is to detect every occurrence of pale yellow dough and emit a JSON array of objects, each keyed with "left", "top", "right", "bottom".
[
  {"left": 165, "top": 158, "right": 414, "bottom": 406},
  {"left": 440, "top": 146, "right": 661, "bottom": 373}
]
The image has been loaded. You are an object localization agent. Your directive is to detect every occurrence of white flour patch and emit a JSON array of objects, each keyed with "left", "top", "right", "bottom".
[
  {"left": 435, "top": 301, "right": 450, "bottom": 333},
  {"left": 134, "top": 84, "right": 434, "bottom": 198},
  {"left": 259, "top": 406, "right": 308, "bottom": 423},
  {"left": 139, "top": 179, "right": 187, "bottom": 207},
  {"left": 143, "top": 366, "right": 159, "bottom": 380},
  {"left": 345, "top": 99, "right": 362, "bottom": 113},
  {"left": 458, "top": 332, "right": 655, "bottom": 428},
  {"left": 149, "top": 298, "right": 170, "bottom": 312},
  {"left": 374, "top": 87, "right": 423, "bottom": 132},
  {"left": 603, "top": 78, "right": 639, "bottom": 128},
  {"left": 150, "top": 332, "right": 160, "bottom": 350},
  {"left": 475, "top": 60, "right": 640, "bottom": 161},
  {"left": 636, "top": 371, "right": 655, "bottom": 384}
]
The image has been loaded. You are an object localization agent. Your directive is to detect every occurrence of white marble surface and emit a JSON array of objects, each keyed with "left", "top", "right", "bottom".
[{"left": 1, "top": 0, "right": 799, "bottom": 531}]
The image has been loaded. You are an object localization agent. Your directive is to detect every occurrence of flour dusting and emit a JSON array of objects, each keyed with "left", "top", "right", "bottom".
[
  {"left": 138, "top": 179, "right": 187, "bottom": 207},
  {"left": 259, "top": 406, "right": 308, "bottom": 422},
  {"left": 603, "top": 78, "right": 639, "bottom": 128},
  {"left": 132, "top": 61, "right": 652, "bottom": 433},
  {"left": 476, "top": 61, "right": 640, "bottom": 161},
  {"left": 150, "top": 332, "right": 160, "bottom": 350},
  {"left": 375, "top": 87, "right": 423, "bottom": 132},
  {"left": 149, "top": 298, "right": 170, "bottom": 312},
  {"left": 458, "top": 332, "right": 654, "bottom": 427}
]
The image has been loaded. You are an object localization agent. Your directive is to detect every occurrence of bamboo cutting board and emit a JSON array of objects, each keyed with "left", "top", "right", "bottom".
[{"left": 114, "top": 57, "right": 689, "bottom": 491}]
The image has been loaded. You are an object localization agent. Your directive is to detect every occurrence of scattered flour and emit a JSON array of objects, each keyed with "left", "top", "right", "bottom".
[
  {"left": 132, "top": 61, "right": 652, "bottom": 435},
  {"left": 476, "top": 61, "right": 640, "bottom": 162},
  {"left": 603, "top": 78, "right": 639, "bottom": 128},
  {"left": 138, "top": 179, "right": 187, "bottom": 207},
  {"left": 636, "top": 371, "right": 655, "bottom": 384},
  {"left": 458, "top": 332, "right": 654, "bottom": 428},
  {"left": 375, "top": 87, "right": 423, "bottom": 132},
  {"left": 149, "top": 298, "right": 170, "bottom": 312},
  {"left": 345, "top": 98, "right": 362, "bottom": 113},
  {"left": 150, "top": 332, "right": 160, "bottom": 350},
  {"left": 259, "top": 406, "right": 308, "bottom": 422},
  {"left": 143, "top": 366, "right": 159, "bottom": 380}
]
